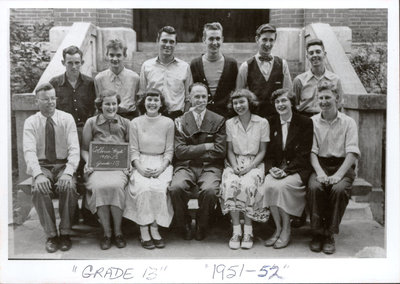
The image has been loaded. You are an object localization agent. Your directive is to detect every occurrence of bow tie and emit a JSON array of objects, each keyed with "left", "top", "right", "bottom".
[{"left": 259, "top": 55, "right": 273, "bottom": 62}]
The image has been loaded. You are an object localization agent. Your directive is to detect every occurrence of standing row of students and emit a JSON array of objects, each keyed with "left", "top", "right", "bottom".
[{"left": 22, "top": 21, "right": 359, "bottom": 255}]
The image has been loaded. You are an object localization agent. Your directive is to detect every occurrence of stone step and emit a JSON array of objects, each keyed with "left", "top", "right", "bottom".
[{"left": 343, "top": 200, "right": 373, "bottom": 221}]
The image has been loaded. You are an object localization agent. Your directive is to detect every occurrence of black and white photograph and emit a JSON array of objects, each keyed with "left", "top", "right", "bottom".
[{"left": 1, "top": 0, "right": 399, "bottom": 283}]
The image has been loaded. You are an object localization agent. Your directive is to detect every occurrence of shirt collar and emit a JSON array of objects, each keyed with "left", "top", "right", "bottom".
[
  {"left": 156, "top": 56, "right": 177, "bottom": 66},
  {"left": 304, "top": 68, "right": 336, "bottom": 82},
  {"left": 192, "top": 108, "right": 206, "bottom": 121},
  {"left": 60, "top": 72, "right": 83, "bottom": 86},
  {"left": 317, "top": 110, "right": 344, "bottom": 124},
  {"left": 108, "top": 67, "right": 126, "bottom": 82},
  {"left": 38, "top": 110, "right": 59, "bottom": 126},
  {"left": 233, "top": 114, "right": 263, "bottom": 125},
  {"left": 96, "top": 113, "right": 119, "bottom": 125},
  {"left": 280, "top": 114, "right": 292, "bottom": 125}
]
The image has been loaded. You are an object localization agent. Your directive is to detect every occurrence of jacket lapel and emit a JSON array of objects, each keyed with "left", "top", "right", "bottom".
[
  {"left": 184, "top": 111, "right": 200, "bottom": 136},
  {"left": 200, "top": 110, "right": 215, "bottom": 132},
  {"left": 284, "top": 113, "right": 299, "bottom": 150}
]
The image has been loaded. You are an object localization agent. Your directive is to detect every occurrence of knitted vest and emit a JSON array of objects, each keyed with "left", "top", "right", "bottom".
[{"left": 247, "top": 56, "right": 283, "bottom": 119}]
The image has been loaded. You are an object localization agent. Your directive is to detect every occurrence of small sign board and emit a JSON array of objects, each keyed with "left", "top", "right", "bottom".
[{"left": 88, "top": 142, "right": 130, "bottom": 170}]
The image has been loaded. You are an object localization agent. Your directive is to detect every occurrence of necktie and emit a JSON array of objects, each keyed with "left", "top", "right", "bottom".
[
  {"left": 259, "top": 55, "right": 273, "bottom": 62},
  {"left": 196, "top": 113, "right": 202, "bottom": 129},
  {"left": 45, "top": 117, "right": 57, "bottom": 163}
]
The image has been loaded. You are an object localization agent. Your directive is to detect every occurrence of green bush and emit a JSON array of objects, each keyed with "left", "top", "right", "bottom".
[
  {"left": 10, "top": 19, "right": 53, "bottom": 94},
  {"left": 350, "top": 28, "right": 387, "bottom": 94}
]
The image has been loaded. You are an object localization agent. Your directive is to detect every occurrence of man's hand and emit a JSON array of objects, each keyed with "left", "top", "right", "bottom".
[
  {"left": 33, "top": 174, "right": 52, "bottom": 194},
  {"left": 316, "top": 174, "right": 329, "bottom": 185},
  {"left": 328, "top": 174, "right": 343, "bottom": 185},
  {"left": 204, "top": 143, "right": 214, "bottom": 150},
  {"left": 56, "top": 174, "right": 73, "bottom": 192}
]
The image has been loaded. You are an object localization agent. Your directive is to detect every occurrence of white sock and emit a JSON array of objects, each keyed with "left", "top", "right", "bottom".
[
  {"left": 150, "top": 225, "right": 162, "bottom": 240},
  {"left": 233, "top": 225, "right": 242, "bottom": 236},
  {"left": 244, "top": 225, "right": 253, "bottom": 236},
  {"left": 140, "top": 226, "right": 151, "bottom": 241}
]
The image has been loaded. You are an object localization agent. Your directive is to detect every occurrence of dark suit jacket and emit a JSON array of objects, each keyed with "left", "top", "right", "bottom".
[
  {"left": 174, "top": 109, "right": 226, "bottom": 169},
  {"left": 190, "top": 55, "right": 238, "bottom": 117},
  {"left": 265, "top": 112, "right": 313, "bottom": 184}
]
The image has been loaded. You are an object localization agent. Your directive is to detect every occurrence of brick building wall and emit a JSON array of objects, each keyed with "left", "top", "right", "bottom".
[
  {"left": 10, "top": 8, "right": 387, "bottom": 42},
  {"left": 270, "top": 8, "right": 387, "bottom": 42},
  {"left": 11, "top": 8, "right": 133, "bottom": 28}
]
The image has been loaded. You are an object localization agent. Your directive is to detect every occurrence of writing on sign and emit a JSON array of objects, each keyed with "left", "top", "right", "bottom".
[{"left": 89, "top": 142, "right": 130, "bottom": 170}]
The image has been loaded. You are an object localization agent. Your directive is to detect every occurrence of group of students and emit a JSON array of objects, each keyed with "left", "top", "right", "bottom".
[{"left": 22, "top": 22, "right": 360, "bottom": 256}]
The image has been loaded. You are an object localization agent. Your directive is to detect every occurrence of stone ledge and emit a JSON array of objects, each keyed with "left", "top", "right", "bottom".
[
  {"left": 12, "top": 93, "right": 37, "bottom": 111},
  {"left": 343, "top": 93, "right": 387, "bottom": 110},
  {"left": 351, "top": 178, "right": 372, "bottom": 196}
]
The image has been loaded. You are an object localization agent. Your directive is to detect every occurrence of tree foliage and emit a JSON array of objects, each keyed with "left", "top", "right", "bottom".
[
  {"left": 10, "top": 19, "right": 53, "bottom": 94},
  {"left": 350, "top": 28, "right": 387, "bottom": 94}
]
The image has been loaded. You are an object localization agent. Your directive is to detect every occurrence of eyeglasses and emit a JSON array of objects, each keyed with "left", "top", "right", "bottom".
[{"left": 38, "top": 97, "right": 57, "bottom": 103}]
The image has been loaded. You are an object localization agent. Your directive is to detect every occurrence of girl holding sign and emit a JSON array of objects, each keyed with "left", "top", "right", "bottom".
[
  {"left": 123, "top": 88, "right": 174, "bottom": 249},
  {"left": 81, "top": 90, "right": 131, "bottom": 250}
]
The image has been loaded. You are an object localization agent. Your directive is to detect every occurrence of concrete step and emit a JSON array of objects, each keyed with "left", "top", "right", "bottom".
[
  {"left": 343, "top": 200, "right": 373, "bottom": 221},
  {"left": 351, "top": 178, "right": 373, "bottom": 202}
]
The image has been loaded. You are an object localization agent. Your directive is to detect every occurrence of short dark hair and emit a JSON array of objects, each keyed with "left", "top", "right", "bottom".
[
  {"left": 227, "top": 89, "right": 259, "bottom": 114},
  {"left": 270, "top": 88, "right": 297, "bottom": 112},
  {"left": 137, "top": 88, "right": 168, "bottom": 115},
  {"left": 35, "top": 83, "right": 54, "bottom": 96},
  {"left": 317, "top": 81, "right": 338, "bottom": 98},
  {"left": 306, "top": 38, "right": 325, "bottom": 51},
  {"left": 62, "top": 45, "right": 83, "bottom": 61},
  {"left": 156, "top": 26, "right": 177, "bottom": 42},
  {"left": 189, "top": 82, "right": 209, "bottom": 95},
  {"left": 256, "top": 23, "right": 277, "bottom": 38},
  {"left": 106, "top": 39, "right": 127, "bottom": 57},
  {"left": 95, "top": 89, "right": 121, "bottom": 113},
  {"left": 202, "top": 22, "right": 223, "bottom": 39}
]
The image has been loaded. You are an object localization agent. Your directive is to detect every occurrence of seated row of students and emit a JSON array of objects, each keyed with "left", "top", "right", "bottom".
[{"left": 23, "top": 80, "right": 359, "bottom": 256}]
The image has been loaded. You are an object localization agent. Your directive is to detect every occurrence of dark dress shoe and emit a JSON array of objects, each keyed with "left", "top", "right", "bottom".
[
  {"left": 182, "top": 224, "right": 193, "bottom": 240},
  {"left": 153, "top": 238, "right": 165, "bottom": 249},
  {"left": 291, "top": 212, "right": 307, "bottom": 228},
  {"left": 114, "top": 235, "right": 127, "bottom": 249},
  {"left": 195, "top": 226, "right": 206, "bottom": 241},
  {"left": 322, "top": 235, "right": 336, "bottom": 254},
  {"left": 139, "top": 237, "right": 155, "bottom": 249},
  {"left": 59, "top": 235, "right": 72, "bottom": 251},
  {"left": 45, "top": 236, "right": 59, "bottom": 253},
  {"left": 309, "top": 235, "right": 323, "bottom": 252},
  {"left": 100, "top": 236, "right": 112, "bottom": 250}
]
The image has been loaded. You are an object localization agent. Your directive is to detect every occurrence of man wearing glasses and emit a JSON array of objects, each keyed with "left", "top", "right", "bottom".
[{"left": 23, "top": 83, "right": 80, "bottom": 253}]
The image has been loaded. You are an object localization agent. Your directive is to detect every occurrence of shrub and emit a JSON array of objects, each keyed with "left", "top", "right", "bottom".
[
  {"left": 10, "top": 19, "right": 53, "bottom": 94},
  {"left": 350, "top": 28, "right": 387, "bottom": 94}
]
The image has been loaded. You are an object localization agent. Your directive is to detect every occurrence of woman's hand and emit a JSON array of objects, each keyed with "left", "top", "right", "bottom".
[
  {"left": 269, "top": 167, "right": 286, "bottom": 179},
  {"left": 136, "top": 163, "right": 154, "bottom": 178},
  {"left": 84, "top": 165, "right": 94, "bottom": 176},
  {"left": 150, "top": 166, "right": 166, "bottom": 178}
]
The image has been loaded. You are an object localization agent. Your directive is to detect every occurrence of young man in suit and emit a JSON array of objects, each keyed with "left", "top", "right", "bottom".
[
  {"left": 169, "top": 83, "right": 226, "bottom": 241},
  {"left": 190, "top": 22, "right": 238, "bottom": 117},
  {"left": 23, "top": 83, "right": 80, "bottom": 253},
  {"left": 236, "top": 23, "right": 292, "bottom": 119},
  {"left": 307, "top": 81, "right": 360, "bottom": 254}
]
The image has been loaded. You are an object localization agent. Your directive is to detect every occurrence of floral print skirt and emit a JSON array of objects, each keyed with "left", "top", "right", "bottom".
[{"left": 219, "top": 155, "right": 269, "bottom": 222}]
